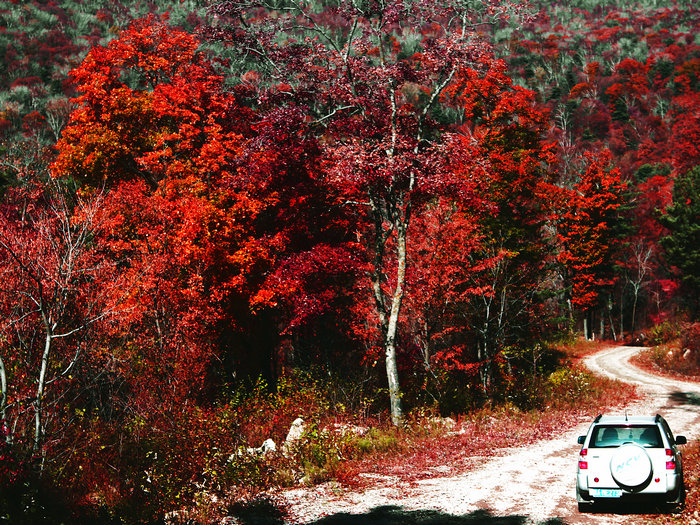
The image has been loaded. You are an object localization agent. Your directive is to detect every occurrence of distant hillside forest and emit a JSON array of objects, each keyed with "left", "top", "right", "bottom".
[{"left": 0, "top": 0, "right": 698, "bottom": 521}]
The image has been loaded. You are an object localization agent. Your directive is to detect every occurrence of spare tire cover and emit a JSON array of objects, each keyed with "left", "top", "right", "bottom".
[{"left": 610, "top": 444, "right": 653, "bottom": 490}]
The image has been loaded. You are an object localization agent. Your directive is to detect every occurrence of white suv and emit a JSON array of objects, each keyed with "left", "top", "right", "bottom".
[{"left": 576, "top": 414, "right": 687, "bottom": 511}]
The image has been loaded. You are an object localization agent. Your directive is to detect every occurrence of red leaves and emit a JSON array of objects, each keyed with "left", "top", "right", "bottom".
[
  {"left": 48, "top": 16, "right": 260, "bottom": 408},
  {"left": 554, "top": 152, "right": 626, "bottom": 310},
  {"left": 53, "top": 15, "right": 248, "bottom": 188},
  {"left": 604, "top": 59, "right": 650, "bottom": 111},
  {"left": 669, "top": 92, "right": 700, "bottom": 175},
  {"left": 49, "top": 13, "right": 373, "bottom": 401},
  {"left": 254, "top": 243, "right": 366, "bottom": 332}
]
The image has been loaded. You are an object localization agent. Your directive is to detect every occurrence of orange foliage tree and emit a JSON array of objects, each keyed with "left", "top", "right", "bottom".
[
  {"left": 554, "top": 152, "right": 626, "bottom": 338},
  {"left": 45, "top": 15, "right": 354, "bottom": 517},
  {"left": 51, "top": 16, "right": 258, "bottom": 409}
]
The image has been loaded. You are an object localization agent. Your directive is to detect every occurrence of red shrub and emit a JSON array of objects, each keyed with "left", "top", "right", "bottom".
[{"left": 681, "top": 323, "right": 700, "bottom": 353}]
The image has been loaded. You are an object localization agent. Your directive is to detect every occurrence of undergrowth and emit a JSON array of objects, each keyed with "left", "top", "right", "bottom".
[
  {"left": 1, "top": 339, "right": 639, "bottom": 524},
  {"left": 632, "top": 321, "right": 700, "bottom": 380},
  {"left": 215, "top": 338, "right": 637, "bottom": 499},
  {"left": 191, "top": 339, "right": 637, "bottom": 522}
]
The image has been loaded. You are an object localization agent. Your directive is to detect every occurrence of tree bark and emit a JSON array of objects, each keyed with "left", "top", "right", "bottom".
[
  {"left": 619, "top": 287, "right": 624, "bottom": 339},
  {"left": 0, "top": 354, "right": 7, "bottom": 434},
  {"left": 368, "top": 193, "right": 407, "bottom": 426},
  {"left": 384, "top": 213, "right": 408, "bottom": 426},
  {"left": 480, "top": 295, "right": 493, "bottom": 393},
  {"left": 34, "top": 327, "right": 53, "bottom": 453},
  {"left": 631, "top": 287, "right": 639, "bottom": 336},
  {"left": 607, "top": 296, "right": 617, "bottom": 341}
]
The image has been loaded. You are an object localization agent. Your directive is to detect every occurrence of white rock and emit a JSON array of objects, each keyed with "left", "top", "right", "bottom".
[
  {"left": 283, "top": 418, "right": 306, "bottom": 453},
  {"left": 260, "top": 438, "right": 277, "bottom": 454}
]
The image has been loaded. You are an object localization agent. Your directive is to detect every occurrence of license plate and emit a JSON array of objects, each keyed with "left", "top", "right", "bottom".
[{"left": 590, "top": 488, "right": 622, "bottom": 498}]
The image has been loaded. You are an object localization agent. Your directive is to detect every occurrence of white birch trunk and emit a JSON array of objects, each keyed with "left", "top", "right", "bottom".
[
  {"left": 34, "top": 328, "right": 53, "bottom": 452},
  {"left": 0, "top": 354, "right": 7, "bottom": 431},
  {"left": 384, "top": 217, "right": 407, "bottom": 426}
]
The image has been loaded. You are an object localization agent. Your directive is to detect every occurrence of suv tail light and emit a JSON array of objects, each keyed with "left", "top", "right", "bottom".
[
  {"left": 579, "top": 448, "right": 588, "bottom": 469},
  {"left": 666, "top": 449, "right": 675, "bottom": 469}
]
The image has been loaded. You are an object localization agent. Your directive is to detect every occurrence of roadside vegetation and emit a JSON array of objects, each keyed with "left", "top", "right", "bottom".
[
  {"left": 1, "top": 337, "right": 637, "bottom": 524},
  {"left": 633, "top": 321, "right": 700, "bottom": 381}
]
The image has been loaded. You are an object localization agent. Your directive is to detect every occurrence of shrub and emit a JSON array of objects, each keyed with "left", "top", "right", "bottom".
[
  {"left": 547, "top": 367, "right": 592, "bottom": 400},
  {"left": 635, "top": 322, "right": 700, "bottom": 379},
  {"left": 0, "top": 447, "right": 81, "bottom": 524},
  {"left": 642, "top": 344, "right": 700, "bottom": 378},
  {"left": 497, "top": 344, "right": 571, "bottom": 410},
  {"left": 220, "top": 449, "right": 278, "bottom": 489},
  {"left": 681, "top": 322, "right": 700, "bottom": 353},
  {"left": 647, "top": 320, "right": 684, "bottom": 346},
  {"left": 352, "top": 427, "right": 400, "bottom": 456},
  {"left": 0, "top": 437, "right": 26, "bottom": 499},
  {"left": 230, "top": 371, "right": 344, "bottom": 448},
  {"left": 285, "top": 421, "right": 356, "bottom": 485}
]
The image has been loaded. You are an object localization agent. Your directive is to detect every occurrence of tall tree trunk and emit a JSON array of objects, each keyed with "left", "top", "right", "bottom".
[
  {"left": 607, "top": 296, "right": 617, "bottom": 341},
  {"left": 368, "top": 194, "right": 407, "bottom": 426},
  {"left": 384, "top": 211, "right": 408, "bottom": 426},
  {"left": 384, "top": 338, "right": 403, "bottom": 426},
  {"left": 35, "top": 328, "right": 53, "bottom": 453},
  {"left": 631, "top": 286, "right": 639, "bottom": 336},
  {"left": 0, "top": 354, "right": 7, "bottom": 438},
  {"left": 480, "top": 294, "right": 494, "bottom": 393},
  {"left": 619, "top": 287, "right": 624, "bottom": 339}
]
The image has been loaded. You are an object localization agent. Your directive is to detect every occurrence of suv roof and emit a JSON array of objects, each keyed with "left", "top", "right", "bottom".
[{"left": 594, "top": 415, "right": 659, "bottom": 425}]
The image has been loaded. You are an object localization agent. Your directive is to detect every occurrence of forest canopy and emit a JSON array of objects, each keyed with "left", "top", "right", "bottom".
[{"left": 0, "top": 0, "right": 698, "bottom": 522}]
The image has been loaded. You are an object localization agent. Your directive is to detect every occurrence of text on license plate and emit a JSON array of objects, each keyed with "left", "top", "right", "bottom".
[{"left": 590, "top": 488, "right": 622, "bottom": 498}]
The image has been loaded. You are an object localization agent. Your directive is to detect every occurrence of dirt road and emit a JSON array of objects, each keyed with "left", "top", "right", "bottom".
[{"left": 279, "top": 346, "right": 700, "bottom": 524}]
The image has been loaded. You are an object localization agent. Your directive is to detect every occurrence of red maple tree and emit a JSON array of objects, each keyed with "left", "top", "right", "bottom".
[
  {"left": 554, "top": 151, "right": 626, "bottom": 338},
  {"left": 209, "top": 0, "right": 532, "bottom": 423}
]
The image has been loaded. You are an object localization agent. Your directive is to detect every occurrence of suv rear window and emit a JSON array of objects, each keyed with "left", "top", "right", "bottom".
[{"left": 589, "top": 425, "right": 662, "bottom": 448}]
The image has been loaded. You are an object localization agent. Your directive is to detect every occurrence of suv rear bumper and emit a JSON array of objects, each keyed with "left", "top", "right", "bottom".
[{"left": 577, "top": 474, "right": 682, "bottom": 503}]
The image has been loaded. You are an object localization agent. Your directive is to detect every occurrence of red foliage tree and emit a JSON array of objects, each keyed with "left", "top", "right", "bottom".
[
  {"left": 0, "top": 179, "right": 112, "bottom": 460},
  {"left": 405, "top": 59, "right": 556, "bottom": 394},
  {"left": 669, "top": 92, "right": 700, "bottom": 176},
  {"left": 209, "top": 0, "right": 531, "bottom": 423},
  {"left": 554, "top": 151, "right": 626, "bottom": 338},
  {"left": 51, "top": 16, "right": 257, "bottom": 412},
  {"left": 53, "top": 14, "right": 361, "bottom": 399}
]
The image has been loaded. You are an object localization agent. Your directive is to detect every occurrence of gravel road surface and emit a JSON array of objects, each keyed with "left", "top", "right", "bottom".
[{"left": 277, "top": 346, "right": 700, "bottom": 524}]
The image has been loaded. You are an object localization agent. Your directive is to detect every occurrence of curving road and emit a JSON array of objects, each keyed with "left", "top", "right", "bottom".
[
  {"left": 585, "top": 346, "right": 700, "bottom": 433},
  {"left": 280, "top": 346, "right": 700, "bottom": 524}
]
